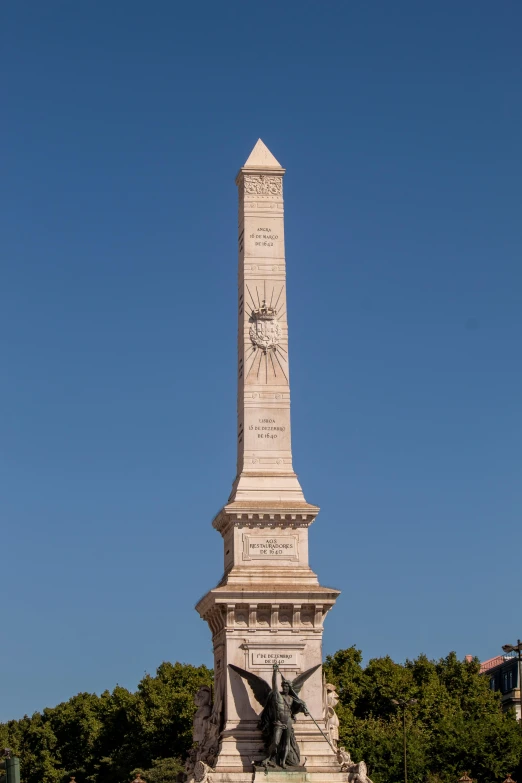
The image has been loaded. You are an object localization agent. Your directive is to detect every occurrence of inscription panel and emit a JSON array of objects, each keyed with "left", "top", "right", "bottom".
[
  {"left": 243, "top": 410, "right": 291, "bottom": 450},
  {"left": 249, "top": 227, "right": 279, "bottom": 249},
  {"left": 249, "top": 417, "right": 286, "bottom": 440},
  {"left": 251, "top": 650, "right": 298, "bottom": 667},
  {"left": 244, "top": 219, "right": 284, "bottom": 258},
  {"left": 243, "top": 535, "right": 298, "bottom": 561}
]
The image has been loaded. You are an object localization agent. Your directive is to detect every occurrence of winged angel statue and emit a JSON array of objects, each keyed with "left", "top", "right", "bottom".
[{"left": 229, "top": 662, "right": 321, "bottom": 769}]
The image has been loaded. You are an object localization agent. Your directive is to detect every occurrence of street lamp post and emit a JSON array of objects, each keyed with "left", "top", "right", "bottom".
[
  {"left": 392, "top": 698, "right": 418, "bottom": 783},
  {"left": 502, "top": 639, "right": 522, "bottom": 733}
]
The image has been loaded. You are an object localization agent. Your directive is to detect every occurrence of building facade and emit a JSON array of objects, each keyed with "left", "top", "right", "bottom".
[{"left": 480, "top": 654, "right": 521, "bottom": 720}]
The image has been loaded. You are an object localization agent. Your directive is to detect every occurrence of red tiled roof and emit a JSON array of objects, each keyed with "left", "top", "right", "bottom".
[{"left": 480, "top": 655, "right": 505, "bottom": 673}]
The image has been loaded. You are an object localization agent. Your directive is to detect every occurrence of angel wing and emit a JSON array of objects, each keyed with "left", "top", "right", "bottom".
[
  {"left": 287, "top": 663, "right": 322, "bottom": 695},
  {"left": 228, "top": 664, "right": 272, "bottom": 708}
]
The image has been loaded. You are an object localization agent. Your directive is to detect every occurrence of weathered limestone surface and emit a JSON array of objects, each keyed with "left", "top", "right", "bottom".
[{"left": 194, "top": 141, "right": 345, "bottom": 783}]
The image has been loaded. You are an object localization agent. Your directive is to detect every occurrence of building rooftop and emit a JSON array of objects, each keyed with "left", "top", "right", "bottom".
[{"left": 480, "top": 655, "right": 506, "bottom": 673}]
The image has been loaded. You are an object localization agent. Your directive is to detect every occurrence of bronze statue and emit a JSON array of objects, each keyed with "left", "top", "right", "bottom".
[{"left": 229, "top": 662, "right": 320, "bottom": 769}]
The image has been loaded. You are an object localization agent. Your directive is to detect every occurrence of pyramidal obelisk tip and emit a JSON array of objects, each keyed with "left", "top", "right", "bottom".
[{"left": 243, "top": 138, "right": 283, "bottom": 169}]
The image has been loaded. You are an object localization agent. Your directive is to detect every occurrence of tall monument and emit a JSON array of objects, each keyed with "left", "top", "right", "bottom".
[{"left": 194, "top": 141, "right": 345, "bottom": 783}]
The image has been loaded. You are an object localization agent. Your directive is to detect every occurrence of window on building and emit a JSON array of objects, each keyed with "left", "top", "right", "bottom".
[{"left": 490, "top": 677, "right": 496, "bottom": 691}]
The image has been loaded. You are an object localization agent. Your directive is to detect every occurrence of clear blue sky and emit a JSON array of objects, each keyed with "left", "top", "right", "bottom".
[{"left": 1, "top": 1, "right": 521, "bottom": 721}]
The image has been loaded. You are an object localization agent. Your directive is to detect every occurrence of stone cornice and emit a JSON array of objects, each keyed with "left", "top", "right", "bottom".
[
  {"left": 195, "top": 583, "right": 341, "bottom": 619},
  {"left": 235, "top": 167, "right": 285, "bottom": 185},
  {"left": 212, "top": 500, "right": 320, "bottom": 536}
]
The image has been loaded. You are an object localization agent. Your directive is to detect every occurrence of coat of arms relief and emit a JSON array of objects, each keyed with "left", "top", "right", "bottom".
[{"left": 249, "top": 301, "right": 281, "bottom": 353}]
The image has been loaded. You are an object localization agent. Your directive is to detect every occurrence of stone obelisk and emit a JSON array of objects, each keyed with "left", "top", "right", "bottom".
[
  {"left": 230, "top": 140, "right": 303, "bottom": 504},
  {"left": 195, "top": 141, "right": 341, "bottom": 781}
]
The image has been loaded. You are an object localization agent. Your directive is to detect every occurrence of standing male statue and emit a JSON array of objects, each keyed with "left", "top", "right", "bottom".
[{"left": 229, "top": 662, "right": 320, "bottom": 769}]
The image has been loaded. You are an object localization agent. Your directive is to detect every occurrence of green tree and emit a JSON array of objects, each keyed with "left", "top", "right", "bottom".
[
  {"left": 47, "top": 692, "right": 104, "bottom": 781},
  {"left": 324, "top": 648, "right": 522, "bottom": 783},
  {"left": 0, "top": 662, "right": 212, "bottom": 783},
  {"left": 131, "top": 757, "right": 185, "bottom": 783},
  {"left": 18, "top": 714, "right": 62, "bottom": 783},
  {"left": 92, "top": 662, "right": 212, "bottom": 783}
]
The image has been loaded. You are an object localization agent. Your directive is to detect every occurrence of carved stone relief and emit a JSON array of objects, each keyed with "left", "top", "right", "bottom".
[
  {"left": 244, "top": 175, "right": 282, "bottom": 196},
  {"left": 337, "top": 745, "right": 375, "bottom": 783},
  {"left": 257, "top": 605, "right": 271, "bottom": 626},
  {"left": 279, "top": 605, "right": 293, "bottom": 626},
  {"left": 324, "top": 681, "right": 340, "bottom": 748},
  {"left": 186, "top": 681, "right": 224, "bottom": 780},
  {"left": 235, "top": 605, "right": 249, "bottom": 626},
  {"left": 249, "top": 301, "right": 281, "bottom": 354}
]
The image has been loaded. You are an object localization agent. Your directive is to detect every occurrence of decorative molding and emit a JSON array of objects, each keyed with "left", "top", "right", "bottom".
[
  {"left": 237, "top": 520, "right": 309, "bottom": 528},
  {"left": 212, "top": 512, "right": 315, "bottom": 537},
  {"left": 244, "top": 202, "right": 284, "bottom": 211},
  {"left": 244, "top": 175, "right": 283, "bottom": 197}
]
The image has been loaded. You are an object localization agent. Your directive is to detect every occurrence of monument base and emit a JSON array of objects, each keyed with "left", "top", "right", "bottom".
[
  {"left": 199, "top": 770, "right": 349, "bottom": 783},
  {"left": 211, "top": 720, "right": 341, "bottom": 771},
  {"left": 255, "top": 774, "right": 348, "bottom": 783}
]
